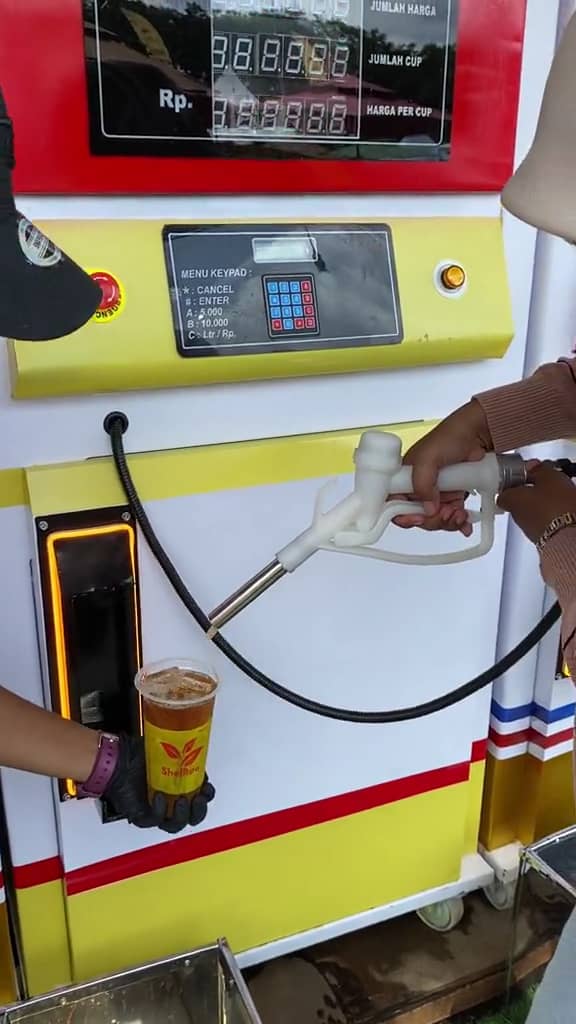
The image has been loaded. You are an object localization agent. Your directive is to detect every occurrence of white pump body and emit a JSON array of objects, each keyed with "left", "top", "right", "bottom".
[{"left": 277, "top": 430, "right": 505, "bottom": 573}]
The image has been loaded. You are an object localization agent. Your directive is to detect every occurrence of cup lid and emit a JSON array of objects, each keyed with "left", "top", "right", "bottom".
[{"left": 135, "top": 661, "right": 219, "bottom": 708}]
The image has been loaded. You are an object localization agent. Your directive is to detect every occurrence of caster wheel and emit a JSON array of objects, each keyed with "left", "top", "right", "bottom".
[
  {"left": 417, "top": 896, "right": 465, "bottom": 932},
  {"left": 483, "top": 879, "right": 517, "bottom": 911}
]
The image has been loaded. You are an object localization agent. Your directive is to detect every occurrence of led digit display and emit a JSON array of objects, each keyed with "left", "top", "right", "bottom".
[{"left": 84, "top": 0, "right": 457, "bottom": 160}]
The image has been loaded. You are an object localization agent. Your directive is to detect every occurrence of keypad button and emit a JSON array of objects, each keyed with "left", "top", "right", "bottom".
[
  {"left": 304, "top": 304, "right": 314, "bottom": 316},
  {"left": 271, "top": 319, "right": 282, "bottom": 331},
  {"left": 269, "top": 294, "right": 280, "bottom": 306},
  {"left": 283, "top": 318, "right": 294, "bottom": 330},
  {"left": 301, "top": 280, "right": 311, "bottom": 291},
  {"left": 267, "top": 281, "right": 279, "bottom": 293},
  {"left": 295, "top": 318, "right": 305, "bottom": 329},
  {"left": 305, "top": 317, "right": 316, "bottom": 328},
  {"left": 280, "top": 295, "right": 291, "bottom": 307},
  {"left": 292, "top": 304, "right": 303, "bottom": 317},
  {"left": 279, "top": 281, "right": 290, "bottom": 293},
  {"left": 290, "top": 281, "right": 300, "bottom": 293}
]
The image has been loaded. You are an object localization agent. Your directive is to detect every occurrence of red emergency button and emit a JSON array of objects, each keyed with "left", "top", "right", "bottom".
[{"left": 91, "top": 271, "right": 121, "bottom": 312}]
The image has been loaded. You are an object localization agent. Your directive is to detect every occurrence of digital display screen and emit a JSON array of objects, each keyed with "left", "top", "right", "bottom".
[
  {"left": 84, "top": 0, "right": 458, "bottom": 161},
  {"left": 252, "top": 235, "right": 318, "bottom": 261}
]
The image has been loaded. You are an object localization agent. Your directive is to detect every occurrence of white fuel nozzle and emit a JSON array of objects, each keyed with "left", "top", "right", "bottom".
[
  {"left": 278, "top": 433, "right": 527, "bottom": 572},
  {"left": 352, "top": 431, "right": 403, "bottom": 531},
  {"left": 208, "top": 433, "right": 530, "bottom": 632}
]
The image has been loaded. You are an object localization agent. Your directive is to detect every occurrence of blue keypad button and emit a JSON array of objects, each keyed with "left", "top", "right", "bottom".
[
  {"left": 293, "top": 304, "right": 303, "bottom": 318},
  {"left": 279, "top": 281, "right": 290, "bottom": 293},
  {"left": 269, "top": 294, "right": 280, "bottom": 306},
  {"left": 283, "top": 318, "right": 294, "bottom": 330},
  {"left": 290, "top": 281, "right": 300, "bottom": 293},
  {"left": 281, "top": 294, "right": 291, "bottom": 306},
  {"left": 267, "top": 281, "right": 279, "bottom": 293}
]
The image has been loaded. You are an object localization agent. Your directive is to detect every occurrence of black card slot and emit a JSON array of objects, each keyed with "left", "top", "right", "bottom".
[
  {"left": 67, "top": 583, "right": 140, "bottom": 736},
  {"left": 37, "top": 511, "right": 142, "bottom": 803}
]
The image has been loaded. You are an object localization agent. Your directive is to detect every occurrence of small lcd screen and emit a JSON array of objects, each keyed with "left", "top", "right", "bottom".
[{"left": 252, "top": 236, "right": 318, "bottom": 263}]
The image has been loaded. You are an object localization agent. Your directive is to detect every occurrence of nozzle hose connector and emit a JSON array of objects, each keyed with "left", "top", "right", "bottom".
[
  {"left": 497, "top": 453, "right": 529, "bottom": 491},
  {"left": 105, "top": 411, "right": 568, "bottom": 724}
]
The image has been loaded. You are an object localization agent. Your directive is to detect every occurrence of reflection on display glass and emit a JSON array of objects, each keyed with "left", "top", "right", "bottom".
[
  {"left": 83, "top": 0, "right": 458, "bottom": 160},
  {"left": 252, "top": 235, "right": 318, "bottom": 261}
]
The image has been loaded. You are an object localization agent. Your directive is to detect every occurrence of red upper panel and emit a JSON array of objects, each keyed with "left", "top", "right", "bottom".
[{"left": 0, "top": 0, "right": 527, "bottom": 194}]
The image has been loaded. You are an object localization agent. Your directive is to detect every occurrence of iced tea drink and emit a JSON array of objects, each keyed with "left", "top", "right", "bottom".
[{"left": 135, "top": 659, "right": 219, "bottom": 812}]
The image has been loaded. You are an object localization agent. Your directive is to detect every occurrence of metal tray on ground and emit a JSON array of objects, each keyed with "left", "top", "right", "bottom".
[
  {"left": 521, "top": 824, "right": 576, "bottom": 900},
  {"left": 0, "top": 940, "right": 262, "bottom": 1024}
]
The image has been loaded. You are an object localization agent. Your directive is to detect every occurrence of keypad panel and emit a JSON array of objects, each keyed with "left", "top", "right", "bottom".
[{"left": 264, "top": 276, "right": 319, "bottom": 338}]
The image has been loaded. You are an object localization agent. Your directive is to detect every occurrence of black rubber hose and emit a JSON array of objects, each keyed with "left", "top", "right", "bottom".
[{"left": 104, "top": 412, "right": 562, "bottom": 724}]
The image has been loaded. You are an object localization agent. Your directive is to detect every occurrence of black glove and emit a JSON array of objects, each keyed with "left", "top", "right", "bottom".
[{"left": 104, "top": 734, "right": 215, "bottom": 834}]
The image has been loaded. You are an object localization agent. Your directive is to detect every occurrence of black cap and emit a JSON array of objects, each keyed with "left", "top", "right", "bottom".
[{"left": 0, "top": 98, "right": 102, "bottom": 342}]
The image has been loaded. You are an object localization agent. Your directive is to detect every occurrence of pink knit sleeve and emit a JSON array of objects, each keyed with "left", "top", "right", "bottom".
[
  {"left": 474, "top": 358, "right": 576, "bottom": 453},
  {"left": 540, "top": 531, "right": 576, "bottom": 656}
]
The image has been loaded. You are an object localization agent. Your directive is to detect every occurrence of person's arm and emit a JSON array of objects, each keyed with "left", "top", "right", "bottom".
[
  {"left": 475, "top": 357, "right": 576, "bottom": 453},
  {"left": 395, "top": 357, "right": 576, "bottom": 533},
  {"left": 0, "top": 685, "right": 100, "bottom": 781},
  {"left": 541, "top": 533, "right": 576, "bottom": 667},
  {"left": 0, "top": 685, "right": 215, "bottom": 833},
  {"left": 498, "top": 463, "right": 576, "bottom": 659}
]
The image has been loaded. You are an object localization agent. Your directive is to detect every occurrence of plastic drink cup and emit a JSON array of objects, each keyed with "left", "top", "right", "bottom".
[{"left": 135, "top": 658, "right": 219, "bottom": 812}]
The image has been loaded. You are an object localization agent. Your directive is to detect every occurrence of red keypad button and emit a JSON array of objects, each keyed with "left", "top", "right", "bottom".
[
  {"left": 301, "top": 280, "right": 311, "bottom": 291},
  {"left": 271, "top": 319, "right": 282, "bottom": 331},
  {"left": 304, "top": 304, "right": 314, "bottom": 316},
  {"left": 295, "top": 318, "right": 305, "bottom": 329},
  {"left": 305, "top": 317, "right": 316, "bottom": 328}
]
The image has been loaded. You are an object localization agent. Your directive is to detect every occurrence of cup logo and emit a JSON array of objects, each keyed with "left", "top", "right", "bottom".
[
  {"left": 159, "top": 737, "right": 204, "bottom": 778},
  {"left": 144, "top": 720, "right": 211, "bottom": 794}
]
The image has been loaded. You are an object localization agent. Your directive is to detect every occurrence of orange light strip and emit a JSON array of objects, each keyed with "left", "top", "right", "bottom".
[{"left": 45, "top": 523, "right": 141, "bottom": 798}]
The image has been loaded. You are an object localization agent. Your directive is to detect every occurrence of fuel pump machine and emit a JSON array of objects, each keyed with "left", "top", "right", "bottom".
[{"left": 0, "top": 0, "right": 571, "bottom": 1002}]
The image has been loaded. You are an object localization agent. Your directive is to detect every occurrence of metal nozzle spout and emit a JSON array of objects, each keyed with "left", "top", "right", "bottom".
[{"left": 208, "top": 560, "right": 287, "bottom": 635}]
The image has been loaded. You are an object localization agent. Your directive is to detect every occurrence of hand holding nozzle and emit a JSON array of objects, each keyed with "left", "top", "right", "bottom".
[{"left": 208, "top": 431, "right": 573, "bottom": 633}]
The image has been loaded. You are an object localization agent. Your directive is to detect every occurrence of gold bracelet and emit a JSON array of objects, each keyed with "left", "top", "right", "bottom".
[{"left": 536, "top": 512, "right": 576, "bottom": 554}]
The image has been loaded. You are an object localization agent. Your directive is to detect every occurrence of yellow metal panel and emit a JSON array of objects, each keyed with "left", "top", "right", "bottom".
[
  {"left": 25, "top": 421, "right": 434, "bottom": 517},
  {"left": 0, "top": 903, "right": 17, "bottom": 1004},
  {"left": 463, "top": 760, "right": 486, "bottom": 855},
  {"left": 527, "top": 752, "right": 576, "bottom": 843},
  {"left": 66, "top": 781, "right": 468, "bottom": 983},
  {"left": 480, "top": 752, "right": 576, "bottom": 851},
  {"left": 9, "top": 218, "right": 513, "bottom": 399},
  {"left": 17, "top": 880, "right": 72, "bottom": 997},
  {"left": 480, "top": 755, "right": 531, "bottom": 850},
  {"left": 0, "top": 469, "right": 27, "bottom": 509}
]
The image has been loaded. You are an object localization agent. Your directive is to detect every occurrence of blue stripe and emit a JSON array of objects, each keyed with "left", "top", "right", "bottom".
[
  {"left": 533, "top": 702, "right": 576, "bottom": 724},
  {"left": 490, "top": 700, "right": 532, "bottom": 723},
  {"left": 491, "top": 699, "right": 575, "bottom": 725}
]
